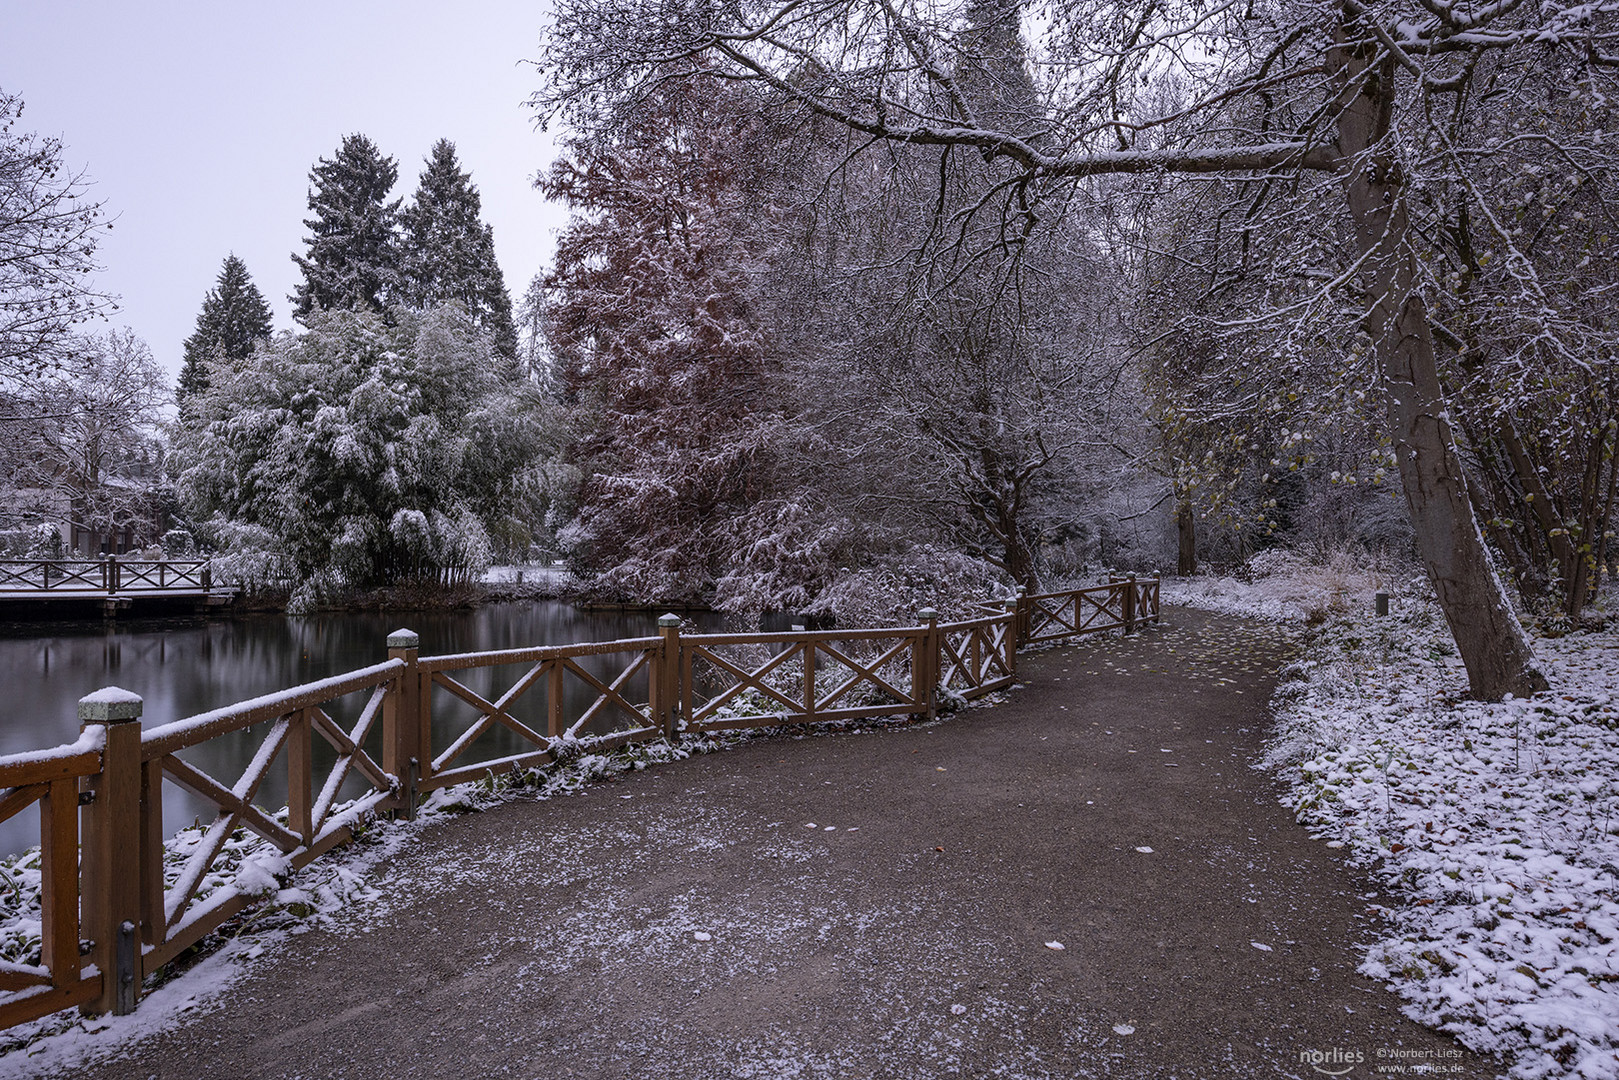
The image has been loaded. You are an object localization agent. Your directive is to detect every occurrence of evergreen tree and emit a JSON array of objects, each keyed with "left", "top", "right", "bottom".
[
  {"left": 400, "top": 139, "right": 517, "bottom": 360},
  {"left": 177, "top": 254, "right": 272, "bottom": 402},
  {"left": 291, "top": 134, "right": 401, "bottom": 318}
]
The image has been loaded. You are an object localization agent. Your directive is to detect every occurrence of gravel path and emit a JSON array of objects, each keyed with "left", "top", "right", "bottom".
[{"left": 47, "top": 607, "right": 1498, "bottom": 1079}]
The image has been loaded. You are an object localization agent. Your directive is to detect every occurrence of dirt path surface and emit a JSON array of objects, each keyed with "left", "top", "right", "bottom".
[{"left": 55, "top": 607, "right": 1496, "bottom": 1079}]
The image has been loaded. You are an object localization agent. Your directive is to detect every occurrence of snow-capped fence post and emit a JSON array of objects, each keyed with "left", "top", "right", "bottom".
[
  {"left": 1123, "top": 575, "right": 1138, "bottom": 635},
  {"left": 384, "top": 629, "right": 421, "bottom": 820},
  {"left": 77, "top": 686, "right": 144, "bottom": 1016},
  {"left": 917, "top": 609, "right": 940, "bottom": 720},
  {"left": 1014, "top": 586, "right": 1030, "bottom": 646},
  {"left": 655, "top": 614, "right": 682, "bottom": 740}
]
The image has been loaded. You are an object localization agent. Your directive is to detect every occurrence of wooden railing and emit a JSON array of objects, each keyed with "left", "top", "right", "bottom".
[
  {"left": 0, "top": 575, "right": 1157, "bottom": 1026},
  {"left": 0, "top": 558, "right": 214, "bottom": 594},
  {"left": 0, "top": 727, "right": 103, "bottom": 1027},
  {"left": 1018, "top": 574, "right": 1160, "bottom": 644}
]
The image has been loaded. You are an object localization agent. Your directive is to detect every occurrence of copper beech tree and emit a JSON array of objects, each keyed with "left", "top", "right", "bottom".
[
  {"left": 533, "top": 0, "right": 1619, "bottom": 699},
  {"left": 538, "top": 76, "right": 788, "bottom": 605}
]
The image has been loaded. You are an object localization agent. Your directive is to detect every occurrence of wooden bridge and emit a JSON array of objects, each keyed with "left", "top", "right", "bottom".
[
  {"left": 0, "top": 575, "right": 1157, "bottom": 1028},
  {"left": 0, "top": 558, "right": 235, "bottom": 615}
]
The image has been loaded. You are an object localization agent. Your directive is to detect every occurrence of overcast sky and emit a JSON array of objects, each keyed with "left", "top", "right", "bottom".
[{"left": 2, "top": 0, "right": 567, "bottom": 382}]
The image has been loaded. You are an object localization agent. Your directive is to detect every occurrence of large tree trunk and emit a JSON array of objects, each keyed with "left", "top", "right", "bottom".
[
  {"left": 1176, "top": 498, "right": 1196, "bottom": 577},
  {"left": 1331, "top": 11, "right": 1547, "bottom": 700}
]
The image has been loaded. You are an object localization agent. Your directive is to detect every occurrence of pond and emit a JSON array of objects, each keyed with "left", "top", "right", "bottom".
[{"left": 0, "top": 602, "right": 723, "bottom": 857}]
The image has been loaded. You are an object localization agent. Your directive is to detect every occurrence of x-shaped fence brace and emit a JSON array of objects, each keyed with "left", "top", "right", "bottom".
[
  {"left": 939, "top": 619, "right": 1014, "bottom": 691},
  {"left": 425, "top": 648, "right": 660, "bottom": 782},
  {"left": 0, "top": 561, "right": 104, "bottom": 590},
  {"left": 683, "top": 634, "right": 918, "bottom": 729},
  {"left": 152, "top": 682, "right": 394, "bottom": 941},
  {"left": 1028, "top": 587, "right": 1123, "bottom": 640}
]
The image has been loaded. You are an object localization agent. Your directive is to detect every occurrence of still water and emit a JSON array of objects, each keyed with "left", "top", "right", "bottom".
[{"left": 0, "top": 603, "right": 718, "bottom": 857}]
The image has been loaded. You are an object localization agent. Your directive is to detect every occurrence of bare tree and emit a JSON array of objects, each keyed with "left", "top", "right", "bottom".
[
  {"left": 1, "top": 329, "right": 169, "bottom": 551},
  {"left": 0, "top": 90, "right": 114, "bottom": 389},
  {"left": 533, "top": 0, "right": 1619, "bottom": 698}
]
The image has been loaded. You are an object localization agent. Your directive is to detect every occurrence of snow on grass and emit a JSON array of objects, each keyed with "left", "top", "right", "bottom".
[
  {"left": 1243, "top": 583, "right": 1619, "bottom": 1080},
  {"left": 1160, "top": 548, "right": 1395, "bottom": 623}
]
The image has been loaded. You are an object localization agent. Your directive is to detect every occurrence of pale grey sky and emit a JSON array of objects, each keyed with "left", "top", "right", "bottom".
[{"left": 1, "top": 0, "right": 566, "bottom": 381}]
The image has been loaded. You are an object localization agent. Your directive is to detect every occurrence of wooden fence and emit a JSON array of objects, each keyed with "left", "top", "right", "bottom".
[
  {"left": 0, "top": 558, "right": 213, "bottom": 594},
  {"left": 0, "top": 576, "right": 1157, "bottom": 1025}
]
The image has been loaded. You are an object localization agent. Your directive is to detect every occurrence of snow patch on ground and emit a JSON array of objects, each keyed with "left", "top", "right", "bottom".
[
  {"left": 480, "top": 562, "right": 572, "bottom": 586},
  {"left": 1161, "top": 549, "right": 1397, "bottom": 623}
]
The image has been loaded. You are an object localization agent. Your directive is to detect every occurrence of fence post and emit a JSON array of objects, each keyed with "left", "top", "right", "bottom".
[
  {"left": 1150, "top": 572, "right": 1162, "bottom": 623},
  {"left": 1014, "top": 585, "right": 1030, "bottom": 646},
  {"left": 1004, "top": 597, "right": 1020, "bottom": 676},
  {"left": 78, "top": 687, "right": 143, "bottom": 1016},
  {"left": 105, "top": 554, "right": 119, "bottom": 595},
  {"left": 917, "top": 609, "right": 939, "bottom": 721},
  {"left": 656, "top": 614, "right": 682, "bottom": 741},
  {"left": 202, "top": 561, "right": 212, "bottom": 591},
  {"left": 384, "top": 629, "right": 420, "bottom": 820},
  {"left": 1123, "top": 574, "right": 1138, "bottom": 635}
]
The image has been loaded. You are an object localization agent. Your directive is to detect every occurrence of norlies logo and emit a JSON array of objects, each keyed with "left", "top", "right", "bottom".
[{"left": 1299, "top": 1047, "right": 1365, "bottom": 1076}]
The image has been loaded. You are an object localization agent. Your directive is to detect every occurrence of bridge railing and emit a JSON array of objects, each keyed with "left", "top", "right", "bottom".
[
  {"left": 0, "top": 558, "right": 214, "bottom": 594},
  {"left": 0, "top": 574, "right": 1157, "bottom": 1027}
]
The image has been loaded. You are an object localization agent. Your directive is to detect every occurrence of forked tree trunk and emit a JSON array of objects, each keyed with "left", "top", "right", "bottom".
[{"left": 1331, "top": 12, "right": 1548, "bottom": 700}]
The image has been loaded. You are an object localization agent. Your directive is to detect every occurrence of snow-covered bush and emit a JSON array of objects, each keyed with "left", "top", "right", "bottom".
[
  {"left": 173, "top": 305, "right": 545, "bottom": 593},
  {"left": 0, "top": 525, "right": 64, "bottom": 559},
  {"left": 805, "top": 544, "right": 1011, "bottom": 627}
]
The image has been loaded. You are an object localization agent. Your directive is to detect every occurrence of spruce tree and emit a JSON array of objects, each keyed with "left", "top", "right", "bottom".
[
  {"left": 291, "top": 134, "right": 401, "bottom": 318},
  {"left": 400, "top": 139, "right": 517, "bottom": 360},
  {"left": 178, "top": 254, "right": 273, "bottom": 402}
]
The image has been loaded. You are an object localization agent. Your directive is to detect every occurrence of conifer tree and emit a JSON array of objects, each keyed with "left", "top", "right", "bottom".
[
  {"left": 291, "top": 134, "right": 401, "bottom": 318},
  {"left": 400, "top": 139, "right": 517, "bottom": 360},
  {"left": 541, "top": 77, "right": 783, "bottom": 603},
  {"left": 177, "top": 254, "right": 272, "bottom": 402}
]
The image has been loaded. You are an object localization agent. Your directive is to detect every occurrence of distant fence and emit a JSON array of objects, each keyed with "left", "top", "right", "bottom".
[
  {"left": 0, "top": 558, "right": 213, "bottom": 595},
  {"left": 0, "top": 575, "right": 1157, "bottom": 1025}
]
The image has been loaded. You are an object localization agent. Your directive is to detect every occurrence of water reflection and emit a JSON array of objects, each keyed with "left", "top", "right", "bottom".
[{"left": 0, "top": 604, "right": 718, "bottom": 857}]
